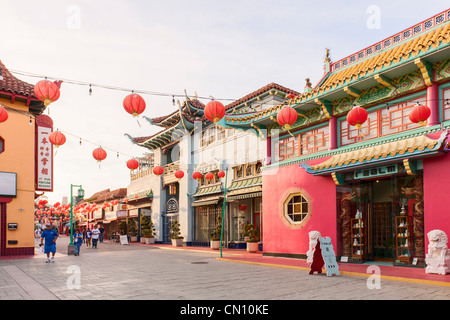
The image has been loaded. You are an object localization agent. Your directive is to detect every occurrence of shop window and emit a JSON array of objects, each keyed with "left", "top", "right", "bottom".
[
  {"left": 0, "top": 137, "right": 3, "bottom": 154},
  {"left": 281, "top": 189, "right": 312, "bottom": 229},
  {"left": 443, "top": 88, "right": 450, "bottom": 121}
]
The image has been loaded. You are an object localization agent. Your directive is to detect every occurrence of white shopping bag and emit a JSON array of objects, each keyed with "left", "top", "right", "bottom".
[{"left": 38, "top": 246, "right": 44, "bottom": 254}]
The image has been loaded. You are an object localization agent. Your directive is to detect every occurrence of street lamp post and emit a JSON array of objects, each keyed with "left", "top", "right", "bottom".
[{"left": 68, "top": 184, "right": 84, "bottom": 255}]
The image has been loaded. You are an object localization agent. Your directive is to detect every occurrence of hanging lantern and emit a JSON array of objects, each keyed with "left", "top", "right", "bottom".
[
  {"left": 123, "top": 93, "right": 146, "bottom": 117},
  {"left": 175, "top": 170, "right": 184, "bottom": 180},
  {"left": 217, "top": 171, "right": 225, "bottom": 178},
  {"left": 346, "top": 106, "right": 368, "bottom": 129},
  {"left": 409, "top": 103, "right": 431, "bottom": 126},
  {"left": 192, "top": 171, "right": 202, "bottom": 180},
  {"left": 204, "top": 100, "right": 225, "bottom": 123},
  {"left": 205, "top": 172, "right": 214, "bottom": 181},
  {"left": 93, "top": 147, "right": 107, "bottom": 166},
  {"left": 153, "top": 165, "right": 164, "bottom": 176},
  {"left": 0, "top": 106, "right": 8, "bottom": 123},
  {"left": 126, "top": 159, "right": 139, "bottom": 171},
  {"left": 48, "top": 131, "right": 66, "bottom": 148},
  {"left": 277, "top": 106, "right": 297, "bottom": 130},
  {"left": 34, "top": 80, "right": 61, "bottom": 107},
  {"left": 239, "top": 204, "right": 247, "bottom": 211}
]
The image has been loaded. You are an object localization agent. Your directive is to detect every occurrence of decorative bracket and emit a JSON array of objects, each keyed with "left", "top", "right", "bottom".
[
  {"left": 314, "top": 98, "right": 332, "bottom": 119},
  {"left": 343, "top": 86, "right": 361, "bottom": 98},
  {"left": 331, "top": 172, "right": 346, "bottom": 185},
  {"left": 374, "top": 74, "right": 392, "bottom": 87},
  {"left": 403, "top": 159, "right": 417, "bottom": 175},
  {"left": 414, "top": 58, "right": 433, "bottom": 86}
]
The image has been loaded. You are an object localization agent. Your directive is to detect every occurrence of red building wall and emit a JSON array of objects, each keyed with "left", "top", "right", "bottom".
[
  {"left": 423, "top": 152, "right": 450, "bottom": 247},
  {"left": 262, "top": 157, "right": 337, "bottom": 256}
]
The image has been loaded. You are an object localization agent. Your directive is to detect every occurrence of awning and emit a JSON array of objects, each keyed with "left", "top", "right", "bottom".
[
  {"left": 191, "top": 197, "right": 221, "bottom": 207},
  {"left": 126, "top": 189, "right": 153, "bottom": 201},
  {"left": 227, "top": 176, "right": 262, "bottom": 191},
  {"left": 192, "top": 184, "right": 222, "bottom": 197},
  {"left": 226, "top": 192, "right": 262, "bottom": 202},
  {"left": 300, "top": 130, "right": 450, "bottom": 175}
]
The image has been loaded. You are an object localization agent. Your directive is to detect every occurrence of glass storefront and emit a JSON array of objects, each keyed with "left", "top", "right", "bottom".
[
  {"left": 193, "top": 205, "right": 222, "bottom": 245},
  {"left": 336, "top": 166, "right": 424, "bottom": 266}
]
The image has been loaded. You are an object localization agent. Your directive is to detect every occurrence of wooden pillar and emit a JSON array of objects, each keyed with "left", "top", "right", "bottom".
[{"left": 329, "top": 117, "right": 337, "bottom": 150}]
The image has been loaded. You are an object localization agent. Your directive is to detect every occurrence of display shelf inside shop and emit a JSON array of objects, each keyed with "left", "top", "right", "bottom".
[
  {"left": 351, "top": 218, "right": 367, "bottom": 262},
  {"left": 395, "top": 215, "right": 413, "bottom": 264}
]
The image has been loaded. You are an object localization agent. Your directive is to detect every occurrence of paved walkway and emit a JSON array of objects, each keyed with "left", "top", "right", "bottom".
[{"left": 0, "top": 236, "right": 448, "bottom": 301}]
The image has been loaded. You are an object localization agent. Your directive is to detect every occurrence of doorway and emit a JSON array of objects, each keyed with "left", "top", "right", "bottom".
[{"left": 338, "top": 178, "right": 395, "bottom": 262}]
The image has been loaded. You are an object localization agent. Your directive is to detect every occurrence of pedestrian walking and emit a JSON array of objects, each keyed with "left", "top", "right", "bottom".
[
  {"left": 85, "top": 228, "right": 92, "bottom": 247},
  {"left": 99, "top": 226, "right": 104, "bottom": 243},
  {"left": 91, "top": 225, "right": 100, "bottom": 249},
  {"left": 34, "top": 228, "right": 41, "bottom": 240},
  {"left": 40, "top": 224, "right": 59, "bottom": 263},
  {"left": 74, "top": 228, "right": 83, "bottom": 256}
]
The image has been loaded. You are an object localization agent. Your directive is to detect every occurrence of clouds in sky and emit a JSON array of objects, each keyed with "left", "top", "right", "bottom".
[{"left": 0, "top": 0, "right": 447, "bottom": 203}]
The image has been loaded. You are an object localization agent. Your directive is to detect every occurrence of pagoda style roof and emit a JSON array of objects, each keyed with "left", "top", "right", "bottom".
[
  {"left": 219, "top": 10, "right": 450, "bottom": 136},
  {"left": 0, "top": 59, "right": 45, "bottom": 116}
]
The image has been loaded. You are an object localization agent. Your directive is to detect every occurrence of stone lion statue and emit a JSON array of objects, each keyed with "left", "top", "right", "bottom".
[
  {"left": 425, "top": 229, "right": 450, "bottom": 275},
  {"left": 306, "top": 231, "right": 322, "bottom": 264}
]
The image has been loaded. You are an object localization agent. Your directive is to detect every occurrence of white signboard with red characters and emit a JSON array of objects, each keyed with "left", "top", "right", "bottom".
[{"left": 35, "top": 115, "right": 53, "bottom": 192}]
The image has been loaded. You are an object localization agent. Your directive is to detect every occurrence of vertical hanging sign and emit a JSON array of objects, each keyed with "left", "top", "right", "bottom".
[{"left": 35, "top": 115, "right": 53, "bottom": 192}]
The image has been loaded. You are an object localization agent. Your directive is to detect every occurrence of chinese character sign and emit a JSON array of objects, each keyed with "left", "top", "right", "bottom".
[
  {"left": 319, "top": 237, "right": 340, "bottom": 277},
  {"left": 36, "top": 126, "right": 53, "bottom": 191}
]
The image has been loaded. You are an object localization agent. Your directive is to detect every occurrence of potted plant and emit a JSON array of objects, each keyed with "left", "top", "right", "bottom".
[
  {"left": 170, "top": 220, "right": 184, "bottom": 247},
  {"left": 243, "top": 223, "right": 259, "bottom": 253},
  {"left": 141, "top": 215, "right": 156, "bottom": 244},
  {"left": 209, "top": 215, "right": 222, "bottom": 250},
  {"left": 127, "top": 218, "right": 138, "bottom": 242}
]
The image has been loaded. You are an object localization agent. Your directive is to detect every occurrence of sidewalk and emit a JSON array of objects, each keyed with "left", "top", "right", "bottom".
[
  {"left": 137, "top": 242, "right": 450, "bottom": 288},
  {"left": 2, "top": 237, "right": 449, "bottom": 288}
]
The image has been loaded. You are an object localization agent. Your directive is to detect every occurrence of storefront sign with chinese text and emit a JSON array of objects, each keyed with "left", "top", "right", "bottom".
[
  {"left": 354, "top": 164, "right": 398, "bottom": 180},
  {"left": 35, "top": 116, "right": 53, "bottom": 191}
]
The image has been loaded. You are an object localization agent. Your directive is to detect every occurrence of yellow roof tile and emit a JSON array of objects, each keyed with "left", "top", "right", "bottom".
[{"left": 320, "top": 23, "right": 450, "bottom": 90}]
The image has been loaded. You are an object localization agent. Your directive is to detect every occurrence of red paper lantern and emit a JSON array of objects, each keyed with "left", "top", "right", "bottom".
[
  {"left": 153, "top": 165, "right": 164, "bottom": 176},
  {"left": 409, "top": 104, "right": 431, "bottom": 126},
  {"left": 49, "top": 131, "right": 66, "bottom": 148},
  {"left": 123, "top": 93, "right": 146, "bottom": 117},
  {"left": 126, "top": 159, "right": 139, "bottom": 171},
  {"left": 175, "top": 170, "right": 184, "bottom": 179},
  {"left": 0, "top": 106, "right": 8, "bottom": 123},
  {"left": 93, "top": 147, "right": 107, "bottom": 163},
  {"left": 34, "top": 80, "right": 60, "bottom": 107},
  {"left": 192, "top": 171, "right": 202, "bottom": 180},
  {"left": 217, "top": 171, "right": 226, "bottom": 178},
  {"left": 205, "top": 172, "right": 214, "bottom": 181},
  {"left": 239, "top": 204, "right": 247, "bottom": 211},
  {"left": 204, "top": 101, "right": 225, "bottom": 123},
  {"left": 347, "top": 106, "right": 368, "bottom": 129},
  {"left": 277, "top": 106, "right": 297, "bottom": 130}
]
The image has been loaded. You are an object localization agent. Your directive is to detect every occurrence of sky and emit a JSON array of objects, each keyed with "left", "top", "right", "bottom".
[{"left": 0, "top": 0, "right": 448, "bottom": 204}]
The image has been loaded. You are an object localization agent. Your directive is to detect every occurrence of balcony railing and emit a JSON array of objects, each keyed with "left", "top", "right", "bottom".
[{"left": 130, "top": 161, "right": 180, "bottom": 181}]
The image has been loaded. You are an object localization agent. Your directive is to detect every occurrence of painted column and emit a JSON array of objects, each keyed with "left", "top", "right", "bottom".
[
  {"left": 329, "top": 117, "right": 337, "bottom": 150},
  {"left": 427, "top": 82, "right": 440, "bottom": 127},
  {"left": 266, "top": 136, "right": 272, "bottom": 165}
]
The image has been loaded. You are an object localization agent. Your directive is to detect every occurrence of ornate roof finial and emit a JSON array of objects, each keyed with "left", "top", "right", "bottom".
[
  {"left": 324, "top": 48, "right": 331, "bottom": 64},
  {"left": 304, "top": 78, "right": 312, "bottom": 93}
]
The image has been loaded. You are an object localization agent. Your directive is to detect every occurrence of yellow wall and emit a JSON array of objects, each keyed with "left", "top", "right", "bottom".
[{"left": 0, "top": 99, "right": 36, "bottom": 249}]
